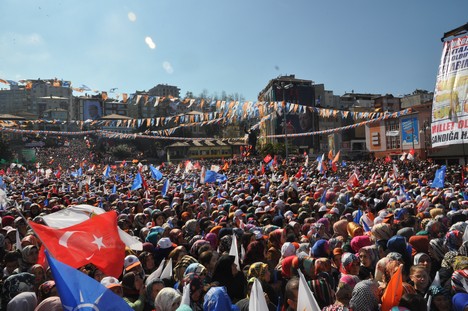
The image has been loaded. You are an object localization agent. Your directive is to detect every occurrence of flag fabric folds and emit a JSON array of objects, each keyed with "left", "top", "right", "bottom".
[
  {"left": 161, "top": 179, "right": 170, "bottom": 197},
  {"left": 131, "top": 172, "right": 143, "bottom": 190},
  {"left": 30, "top": 211, "right": 126, "bottom": 278},
  {"left": 204, "top": 170, "right": 227, "bottom": 183},
  {"left": 41, "top": 204, "right": 142, "bottom": 251},
  {"left": 381, "top": 265, "right": 403, "bottom": 311},
  {"left": 297, "top": 270, "right": 321, "bottom": 311},
  {"left": 249, "top": 278, "right": 269, "bottom": 311},
  {"left": 431, "top": 165, "right": 446, "bottom": 189},
  {"left": 150, "top": 165, "right": 163, "bottom": 181},
  {"left": 46, "top": 252, "right": 132, "bottom": 311}
]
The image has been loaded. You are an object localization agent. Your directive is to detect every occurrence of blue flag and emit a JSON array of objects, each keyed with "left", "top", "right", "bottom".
[
  {"left": 103, "top": 165, "right": 111, "bottom": 178},
  {"left": 112, "top": 184, "right": 117, "bottom": 194},
  {"left": 320, "top": 189, "right": 328, "bottom": 204},
  {"left": 431, "top": 165, "right": 446, "bottom": 189},
  {"left": 354, "top": 209, "right": 363, "bottom": 224},
  {"left": 161, "top": 179, "right": 170, "bottom": 197},
  {"left": 0, "top": 177, "right": 5, "bottom": 190},
  {"left": 204, "top": 170, "right": 227, "bottom": 183},
  {"left": 46, "top": 252, "right": 132, "bottom": 311},
  {"left": 131, "top": 172, "right": 142, "bottom": 190},
  {"left": 341, "top": 160, "right": 347, "bottom": 167},
  {"left": 150, "top": 165, "right": 163, "bottom": 181}
]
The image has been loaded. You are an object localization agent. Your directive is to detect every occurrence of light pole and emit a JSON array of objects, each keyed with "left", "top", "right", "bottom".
[{"left": 277, "top": 82, "right": 293, "bottom": 162}]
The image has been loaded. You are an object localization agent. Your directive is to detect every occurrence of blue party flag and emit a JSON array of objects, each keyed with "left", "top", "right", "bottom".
[
  {"left": 131, "top": 172, "right": 142, "bottom": 190},
  {"left": 431, "top": 165, "right": 446, "bottom": 189},
  {"left": 112, "top": 184, "right": 117, "bottom": 194},
  {"left": 204, "top": 170, "right": 227, "bottom": 183},
  {"left": 45, "top": 252, "right": 132, "bottom": 311},
  {"left": 103, "top": 165, "right": 111, "bottom": 178},
  {"left": 150, "top": 165, "right": 163, "bottom": 181},
  {"left": 353, "top": 208, "right": 363, "bottom": 224},
  {"left": 161, "top": 179, "right": 170, "bottom": 197},
  {"left": 320, "top": 188, "right": 328, "bottom": 204}
]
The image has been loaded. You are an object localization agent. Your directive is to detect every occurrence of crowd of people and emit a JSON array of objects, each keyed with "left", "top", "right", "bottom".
[{"left": 0, "top": 143, "right": 467, "bottom": 311}]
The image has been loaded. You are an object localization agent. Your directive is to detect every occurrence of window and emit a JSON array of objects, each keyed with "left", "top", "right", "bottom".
[{"left": 386, "top": 120, "right": 400, "bottom": 150}]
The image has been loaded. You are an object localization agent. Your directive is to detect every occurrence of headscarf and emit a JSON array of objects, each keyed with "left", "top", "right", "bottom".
[
  {"left": 145, "top": 278, "right": 164, "bottom": 307},
  {"left": 339, "top": 274, "right": 360, "bottom": 289},
  {"left": 247, "top": 262, "right": 269, "bottom": 281},
  {"left": 268, "top": 229, "right": 282, "bottom": 249},
  {"left": 441, "top": 251, "right": 459, "bottom": 269},
  {"left": 204, "top": 233, "right": 218, "bottom": 250},
  {"left": 184, "top": 219, "right": 198, "bottom": 236},
  {"left": 154, "top": 288, "right": 182, "bottom": 311},
  {"left": 459, "top": 241, "right": 468, "bottom": 257},
  {"left": 347, "top": 222, "right": 363, "bottom": 238},
  {"left": 374, "top": 257, "right": 390, "bottom": 283},
  {"left": 34, "top": 296, "right": 63, "bottom": 311},
  {"left": 350, "top": 235, "right": 372, "bottom": 254},
  {"left": 408, "top": 235, "right": 429, "bottom": 256},
  {"left": 212, "top": 255, "right": 236, "bottom": 285},
  {"left": 413, "top": 253, "right": 431, "bottom": 266},
  {"left": 174, "top": 255, "right": 198, "bottom": 282},
  {"left": 371, "top": 223, "right": 393, "bottom": 241},
  {"left": 21, "top": 245, "right": 39, "bottom": 265},
  {"left": 184, "top": 263, "right": 207, "bottom": 281},
  {"left": 429, "top": 238, "right": 447, "bottom": 262},
  {"left": 190, "top": 240, "right": 210, "bottom": 258},
  {"left": 203, "top": 287, "right": 239, "bottom": 311},
  {"left": 311, "top": 239, "right": 329, "bottom": 258},
  {"left": 6, "top": 292, "right": 37, "bottom": 311},
  {"left": 281, "top": 255, "right": 297, "bottom": 278},
  {"left": 349, "top": 280, "right": 380, "bottom": 311},
  {"left": 445, "top": 230, "right": 463, "bottom": 251},
  {"left": 452, "top": 293, "right": 468, "bottom": 311},
  {"left": 453, "top": 256, "right": 468, "bottom": 271},
  {"left": 359, "top": 246, "right": 379, "bottom": 268},
  {"left": 38, "top": 280, "right": 56, "bottom": 301},
  {"left": 451, "top": 269, "right": 468, "bottom": 294},
  {"left": 281, "top": 242, "right": 296, "bottom": 258},
  {"left": 427, "top": 285, "right": 451, "bottom": 300},
  {"left": 333, "top": 219, "right": 349, "bottom": 238},
  {"left": 2, "top": 272, "right": 35, "bottom": 303},
  {"left": 341, "top": 253, "right": 359, "bottom": 274}
]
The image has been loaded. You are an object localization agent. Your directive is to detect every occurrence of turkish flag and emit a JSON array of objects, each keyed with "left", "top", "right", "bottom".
[
  {"left": 263, "top": 154, "right": 272, "bottom": 163},
  {"left": 29, "top": 211, "right": 125, "bottom": 278}
]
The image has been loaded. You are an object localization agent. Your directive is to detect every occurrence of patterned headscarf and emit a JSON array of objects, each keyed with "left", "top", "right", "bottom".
[
  {"left": 371, "top": 223, "right": 393, "bottom": 241},
  {"left": 451, "top": 269, "right": 468, "bottom": 294},
  {"left": 445, "top": 230, "right": 463, "bottom": 251},
  {"left": 248, "top": 262, "right": 269, "bottom": 281},
  {"left": 429, "top": 238, "right": 447, "bottom": 262},
  {"left": 453, "top": 256, "right": 468, "bottom": 271},
  {"left": 441, "top": 251, "right": 459, "bottom": 269},
  {"left": 1, "top": 272, "right": 35, "bottom": 302},
  {"left": 341, "top": 252, "right": 359, "bottom": 274},
  {"left": 427, "top": 285, "right": 451, "bottom": 299},
  {"left": 349, "top": 280, "right": 380, "bottom": 311},
  {"left": 350, "top": 235, "right": 372, "bottom": 254}
]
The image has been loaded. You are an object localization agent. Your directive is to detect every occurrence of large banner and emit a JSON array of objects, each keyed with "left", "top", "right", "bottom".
[
  {"left": 432, "top": 35, "right": 468, "bottom": 147},
  {"left": 83, "top": 100, "right": 102, "bottom": 121},
  {"left": 401, "top": 117, "right": 418, "bottom": 146}
]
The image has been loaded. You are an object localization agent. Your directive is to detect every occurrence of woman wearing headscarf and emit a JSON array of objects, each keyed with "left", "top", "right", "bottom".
[
  {"left": 349, "top": 280, "right": 380, "bottom": 311},
  {"left": 29, "top": 264, "right": 46, "bottom": 289},
  {"left": 122, "top": 271, "right": 146, "bottom": 311},
  {"left": 6, "top": 291, "right": 37, "bottom": 311},
  {"left": 333, "top": 219, "right": 349, "bottom": 239},
  {"left": 350, "top": 235, "right": 372, "bottom": 254},
  {"left": 427, "top": 285, "right": 452, "bottom": 311},
  {"left": 212, "top": 254, "right": 247, "bottom": 303},
  {"left": 243, "top": 240, "right": 266, "bottom": 267},
  {"left": 34, "top": 296, "right": 63, "bottom": 311},
  {"left": 203, "top": 286, "right": 239, "bottom": 311},
  {"left": 19, "top": 245, "right": 39, "bottom": 273},
  {"left": 247, "top": 262, "right": 277, "bottom": 306},
  {"left": 173, "top": 255, "right": 198, "bottom": 288},
  {"left": 413, "top": 253, "right": 432, "bottom": 277},
  {"left": 358, "top": 246, "right": 379, "bottom": 280},
  {"left": 144, "top": 278, "right": 164, "bottom": 311},
  {"left": 37, "top": 280, "right": 57, "bottom": 303},
  {"left": 1, "top": 272, "right": 35, "bottom": 310},
  {"left": 311, "top": 239, "right": 330, "bottom": 259},
  {"left": 340, "top": 253, "right": 360, "bottom": 276},
  {"left": 346, "top": 223, "right": 364, "bottom": 239},
  {"left": 266, "top": 229, "right": 283, "bottom": 270},
  {"left": 323, "top": 274, "right": 359, "bottom": 310},
  {"left": 154, "top": 288, "right": 181, "bottom": 311}
]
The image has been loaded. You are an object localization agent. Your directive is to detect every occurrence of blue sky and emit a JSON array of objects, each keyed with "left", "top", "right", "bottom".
[{"left": 0, "top": 0, "right": 467, "bottom": 101}]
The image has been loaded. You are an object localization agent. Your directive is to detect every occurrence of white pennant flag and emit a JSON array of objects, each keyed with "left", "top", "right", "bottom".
[
  {"left": 146, "top": 259, "right": 165, "bottom": 286},
  {"left": 297, "top": 270, "right": 321, "bottom": 311},
  {"left": 249, "top": 278, "right": 269, "bottom": 311},
  {"left": 160, "top": 258, "right": 173, "bottom": 279},
  {"left": 463, "top": 224, "right": 468, "bottom": 243},
  {"left": 181, "top": 282, "right": 191, "bottom": 307},
  {"left": 16, "top": 229, "right": 23, "bottom": 251},
  {"left": 229, "top": 234, "right": 241, "bottom": 271}
]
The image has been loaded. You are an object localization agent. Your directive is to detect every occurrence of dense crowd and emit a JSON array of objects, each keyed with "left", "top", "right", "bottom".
[{"left": 0, "top": 145, "right": 467, "bottom": 311}]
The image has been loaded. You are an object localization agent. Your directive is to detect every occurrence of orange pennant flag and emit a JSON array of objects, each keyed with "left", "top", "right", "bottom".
[
  {"left": 332, "top": 150, "right": 341, "bottom": 163},
  {"left": 328, "top": 150, "right": 334, "bottom": 160},
  {"left": 381, "top": 265, "right": 403, "bottom": 311},
  {"left": 283, "top": 171, "right": 288, "bottom": 182}
]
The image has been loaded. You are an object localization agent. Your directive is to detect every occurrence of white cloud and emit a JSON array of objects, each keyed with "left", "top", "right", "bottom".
[
  {"left": 128, "top": 12, "right": 137, "bottom": 22},
  {"left": 162, "top": 61, "right": 174, "bottom": 74},
  {"left": 145, "top": 36, "right": 156, "bottom": 49}
]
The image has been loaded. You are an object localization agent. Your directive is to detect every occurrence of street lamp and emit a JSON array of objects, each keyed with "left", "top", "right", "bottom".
[{"left": 277, "top": 82, "right": 293, "bottom": 162}]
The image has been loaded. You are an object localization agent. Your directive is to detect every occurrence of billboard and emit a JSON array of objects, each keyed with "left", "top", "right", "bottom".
[
  {"left": 431, "top": 35, "right": 468, "bottom": 147},
  {"left": 401, "top": 117, "right": 419, "bottom": 146},
  {"left": 83, "top": 100, "right": 102, "bottom": 121}
]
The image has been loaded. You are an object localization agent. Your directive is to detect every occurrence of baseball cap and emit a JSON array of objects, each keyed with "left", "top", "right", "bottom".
[
  {"left": 234, "top": 209, "right": 245, "bottom": 218},
  {"left": 157, "top": 237, "right": 174, "bottom": 249},
  {"left": 124, "top": 255, "right": 141, "bottom": 271},
  {"left": 101, "top": 276, "right": 121, "bottom": 289}
]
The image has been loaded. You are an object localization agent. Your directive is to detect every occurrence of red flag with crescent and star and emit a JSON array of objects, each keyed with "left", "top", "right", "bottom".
[{"left": 29, "top": 211, "right": 125, "bottom": 278}]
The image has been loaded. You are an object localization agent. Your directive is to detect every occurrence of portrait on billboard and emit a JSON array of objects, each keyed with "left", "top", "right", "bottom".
[{"left": 83, "top": 100, "right": 102, "bottom": 121}]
